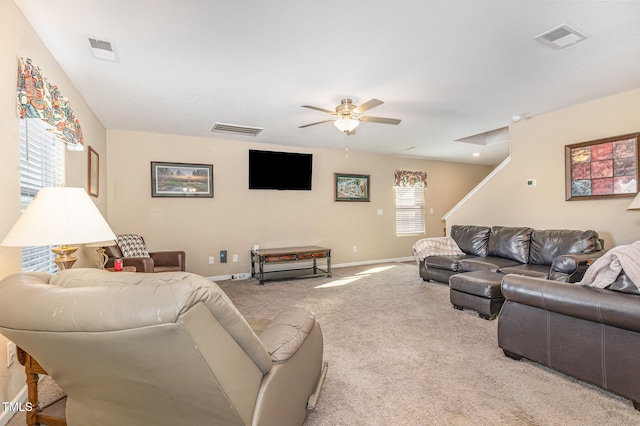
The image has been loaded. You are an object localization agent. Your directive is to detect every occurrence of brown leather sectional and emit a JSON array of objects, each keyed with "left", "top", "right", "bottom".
[
  {"left": 498, "top": 272, "right": 640, "bottom": 410},
  {"left": 419, "top": 225, "right": 605, "bottom": 284}
]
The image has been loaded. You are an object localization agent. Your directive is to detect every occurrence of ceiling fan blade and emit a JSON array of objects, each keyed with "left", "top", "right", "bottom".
[
  {"left": 353, "top": 98, "right": 383, "bottom": 114},
  {"left": 298, "top": 119, "right": 334, "bottom": 128},
  {"left": 301, "top": 105, "right": 336, "bottom": 115},
  {"left": 360, "top": 116, "right": 401, "bottom": 125}
]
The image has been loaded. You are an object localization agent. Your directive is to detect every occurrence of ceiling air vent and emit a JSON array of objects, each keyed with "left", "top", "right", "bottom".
[
  {"left": 88, "top": 37, "right": 119, "bottom": 62},
  {"left": 535, "top": 24, "right": 588, "bottom": 49},
  {"left": 211, "top": 122, "right": 264, "bottom": 137}
]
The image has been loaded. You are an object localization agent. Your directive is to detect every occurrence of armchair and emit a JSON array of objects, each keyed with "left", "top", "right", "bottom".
[
  {"left": 0, "top": 269, "right": 328, "bottom": 425},
  {"left": 105, "top": 233, "right": 185, "bottom": 272}
]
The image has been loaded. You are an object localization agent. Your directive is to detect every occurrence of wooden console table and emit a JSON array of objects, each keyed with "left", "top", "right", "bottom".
[
  {"left": 251, "top": 246, "right": 331, "bottom": 285},
  {"left": 17, "top": 347, "right": 66, "bottom": 426}
]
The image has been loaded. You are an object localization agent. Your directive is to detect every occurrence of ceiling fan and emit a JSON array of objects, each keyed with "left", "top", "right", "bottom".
[{"left": 299, "top": 98, "right": 401, "bottom": 135}]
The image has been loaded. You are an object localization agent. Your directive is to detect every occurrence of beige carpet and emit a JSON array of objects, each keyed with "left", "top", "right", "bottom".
[
  {"left": 221, "top": 262, "right": 640, "bottom": 426},
  {"left": 8, "top": 263, "right": 639, "bottom": 425}
]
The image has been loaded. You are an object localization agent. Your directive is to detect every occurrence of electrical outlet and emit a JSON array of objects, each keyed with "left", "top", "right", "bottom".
[
  {"left": 232, "top": 254, "right": 238, "bottom": 262},
  {"left": 7, "top": 341, "right": 16, "bottom": 367},
  {"left": 353, "top": 246, "right": 358, "bottom": 253},
  {"left": 208, "top": 256, "right": 214, "bottom": 264}
]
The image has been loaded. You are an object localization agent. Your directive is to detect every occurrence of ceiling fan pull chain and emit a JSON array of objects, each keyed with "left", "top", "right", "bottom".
[{"left": 345, "top": 133, "right": 349, "bottom": 159}]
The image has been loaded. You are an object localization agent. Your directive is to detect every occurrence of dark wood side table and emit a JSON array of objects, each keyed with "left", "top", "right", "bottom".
[
  {"left": 17, "top": 347, "right": 67, "bottom": 426},
  {"left": 105, "top": 266, "right": 137, "bottom": 272}
]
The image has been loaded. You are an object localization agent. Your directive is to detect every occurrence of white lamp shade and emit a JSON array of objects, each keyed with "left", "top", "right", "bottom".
[
  {"left": 1, "top": 187, "right": 116, "bottom": 247},
  {"left": 334, "top": 118, "right": 360, "bottom": 133},
  {"left": 628, "top": 192, "right": 640, "bottom": 210}
]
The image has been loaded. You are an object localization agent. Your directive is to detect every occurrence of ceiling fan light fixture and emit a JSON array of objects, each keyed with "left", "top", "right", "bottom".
[{"left": 334, "top": 118, "right": 360, "bottom": 133}]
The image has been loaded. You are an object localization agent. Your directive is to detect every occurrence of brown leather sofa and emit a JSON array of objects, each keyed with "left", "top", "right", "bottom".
[
  {"left": 498, "top": 272, "right": 640, "bottom": 410},
  {"left": 0, "top": 269, "right": 328, "bottom": 425},
  {"left": 419, "top": 225, "right": 605, "bottom": 284},
  {"left": 105, "top": 234, "right": 185, "bottom": 272}
]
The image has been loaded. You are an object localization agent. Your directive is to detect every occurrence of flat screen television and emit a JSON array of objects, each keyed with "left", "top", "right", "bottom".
[{"left": 249, "top": 149, "right": 313, "bottom": 190}]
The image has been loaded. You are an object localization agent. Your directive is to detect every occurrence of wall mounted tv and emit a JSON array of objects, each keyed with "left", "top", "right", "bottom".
[{"left": 249, "top": 149, "right": 313, "bottom": 190}]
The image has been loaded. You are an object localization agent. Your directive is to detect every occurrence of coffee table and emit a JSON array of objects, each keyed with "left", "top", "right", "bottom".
[{"left": 251, "top": 246, "right": 331, "bottom": 285}]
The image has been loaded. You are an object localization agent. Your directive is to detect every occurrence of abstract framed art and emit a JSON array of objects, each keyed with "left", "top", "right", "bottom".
[
  {"left": 334, "top": 173, "right": 370, "bottom": 202},
  {"left": 565, "top": 132, "right": 640, "bottom": 201},
  {"left": 151, "top": 161, "right": 214, "bottom": 198}
]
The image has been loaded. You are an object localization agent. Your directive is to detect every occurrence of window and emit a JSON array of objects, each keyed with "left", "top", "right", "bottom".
[
  {"left": 395, "top": 185, "right": 425, "bottom": 236},
  {"left": 19, "top": 118, "right": 65, "bottom": 273}
]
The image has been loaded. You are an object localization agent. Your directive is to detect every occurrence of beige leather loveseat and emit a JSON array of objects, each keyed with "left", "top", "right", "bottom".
[{"left": 0, "top": 269, "right": 327, "bottom": 425}]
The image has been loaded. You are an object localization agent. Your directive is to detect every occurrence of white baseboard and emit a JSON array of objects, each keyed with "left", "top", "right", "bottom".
[
  {"left": 207, "top": 256, "right": 415, "bottom": 282},
  {"left": 0, "top": 384, "right": 27, "bottom": 426}
]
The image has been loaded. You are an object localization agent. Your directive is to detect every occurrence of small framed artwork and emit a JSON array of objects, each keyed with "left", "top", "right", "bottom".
[
  {"left": 151, "top": 161, "right": 214, "bottom": 198},
  {"left": 565, "top": 132, "right": 640, "bottom": 201},
  {"left": 88, "top": 146, "right": 99, "bottom": 197},
  {"left": 334, "top": 173, "right": 370, "bottom": 202}
]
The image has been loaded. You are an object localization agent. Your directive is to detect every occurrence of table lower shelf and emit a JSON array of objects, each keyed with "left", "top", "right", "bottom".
[
  {"left": 252, "top": 266, "right": 331, "bottom": 283},
  {"left": 34, "top": 396, "right": 67, "bottom": 426}
]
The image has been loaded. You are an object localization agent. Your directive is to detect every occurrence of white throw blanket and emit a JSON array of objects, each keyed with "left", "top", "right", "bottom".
[
  {"left": 580, "top": 241, "right": 640, "bottom": 290},
  {"left": 412, "top": 237, "right": 464, "bottom": 262}
]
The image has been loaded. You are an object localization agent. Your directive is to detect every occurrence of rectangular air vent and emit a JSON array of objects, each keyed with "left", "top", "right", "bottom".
[
  {"left": 211, "top": 122, "right": 264, "bottom": 137},
  {"left": 88, "top": 37, "right": 119, "bottom": 62},
  {"left": 535, "top": 24, "right": 588, "bottom": 49}
]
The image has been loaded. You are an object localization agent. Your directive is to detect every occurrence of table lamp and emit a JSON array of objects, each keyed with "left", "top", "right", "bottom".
[
  {"left": 85, "top": 240, "right": 116, "bottom": 269},
  {"left": 0, "top": 187, "right": 116, "bottom": 270},
  {"left": 628, "top": 192, "right": 640, "bottom": 210}
]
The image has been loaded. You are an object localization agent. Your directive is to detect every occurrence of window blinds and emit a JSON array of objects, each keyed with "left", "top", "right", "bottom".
[
  {"left": 19, "top": 118, "right": 65, "bottom": 273},
  {"left": 395, "top": 185, "right": 425, "bottom": 236}
]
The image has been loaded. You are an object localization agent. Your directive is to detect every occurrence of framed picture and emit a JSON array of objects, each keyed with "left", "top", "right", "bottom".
[
  {"left": 88, "top": 146, "right": 99, "bottom": 197},
  {"left": 151, "top": 161, "right": 214, "bottom": 198},
  {"left": 565, "top": 132, "right": 640, "bottom": 201},
  {"left": 334, "top": 173, "right": 370, "bottom": 202}
]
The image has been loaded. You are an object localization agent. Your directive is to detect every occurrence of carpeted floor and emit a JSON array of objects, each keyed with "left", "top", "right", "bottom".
[
  {"left": 220, "top": 262, "right": 640, "bottom": 426},
  {"left": 8, "top": 262, "right": 640, "bottom": 425}
]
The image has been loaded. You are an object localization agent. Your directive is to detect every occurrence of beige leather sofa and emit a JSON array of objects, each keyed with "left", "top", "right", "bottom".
[{"left": 0, "top": 269, "right": 327, "bottom": 425}]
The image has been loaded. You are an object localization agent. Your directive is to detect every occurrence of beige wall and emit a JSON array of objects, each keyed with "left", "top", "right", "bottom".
[
  {"left": 446, "top": 87, "right": 640, "bottom": 249},
  {"left": 106, "top": 129, "right": 492, "bottom": 277},
  {"left": 0, "top": 0, "right": 107, "bottom": 412}
]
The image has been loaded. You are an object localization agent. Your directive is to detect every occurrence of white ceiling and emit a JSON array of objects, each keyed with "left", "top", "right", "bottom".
[{"left": 15, "top": 0, "right": 640, "bottom": 166}]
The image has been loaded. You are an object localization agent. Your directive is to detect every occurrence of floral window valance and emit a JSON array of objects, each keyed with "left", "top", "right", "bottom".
[
  {"left": 394, "top": 170, "right": 427, "bottom": 187},
  {"left": 17, "top": 57, "right": 84, "bottom": 147}
]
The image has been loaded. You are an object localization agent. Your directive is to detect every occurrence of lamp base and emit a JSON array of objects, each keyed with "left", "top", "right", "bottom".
[
  {"left": 52, "top": 245, "right": 78, "bottom": 270},
  {"left": 94, "top": 247, "right": 108, "bottom": 269}
]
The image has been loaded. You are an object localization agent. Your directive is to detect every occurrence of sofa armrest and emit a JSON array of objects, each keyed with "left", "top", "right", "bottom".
[
  {"left": 501, "top": 274, "right": 640, "bottom": 332},
  {"left": 549, "top": 250, "right": 606, "bottom": 282},
  {"left": 150, "top": 251, "right": 186, "bottom": 271},
  {"left": 257, "top": 307, "right": 316, "bottom": 363}
]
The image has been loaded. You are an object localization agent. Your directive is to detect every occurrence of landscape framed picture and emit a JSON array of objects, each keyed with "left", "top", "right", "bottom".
[
  {"left": 565, "top": 132, "right": 640, "bottom": 201},
  {"left": 151, "top": 161, "right": 214, "bottom": 198},
  {"left": 334, "top": 173, "right": 370, "bottom": 202}
]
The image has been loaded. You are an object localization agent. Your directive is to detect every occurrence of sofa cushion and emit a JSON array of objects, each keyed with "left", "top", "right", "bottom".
[
  {"left": 499, "top": 264, "right": 550, "bottom": 279},
  {"left": 449, "top": 271, "right": 504, "bottom": 298},
  {"left": 607, "top": 272, "right": 640, "bottom": 295},
  {"left": 458, "top": 256, "right": 522, "bottom": 273},
  {"left": 488, "top": 226, "right": 533, "bottom": 263},
  {"left": 425, "top": 254, "right": 477, "bottom": 272},
  {"left": 529, "top": 229, "right": 599, "bottom": 265},
  {"left": 450, "top": 225, "right": 490, "bottom": 257}
]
